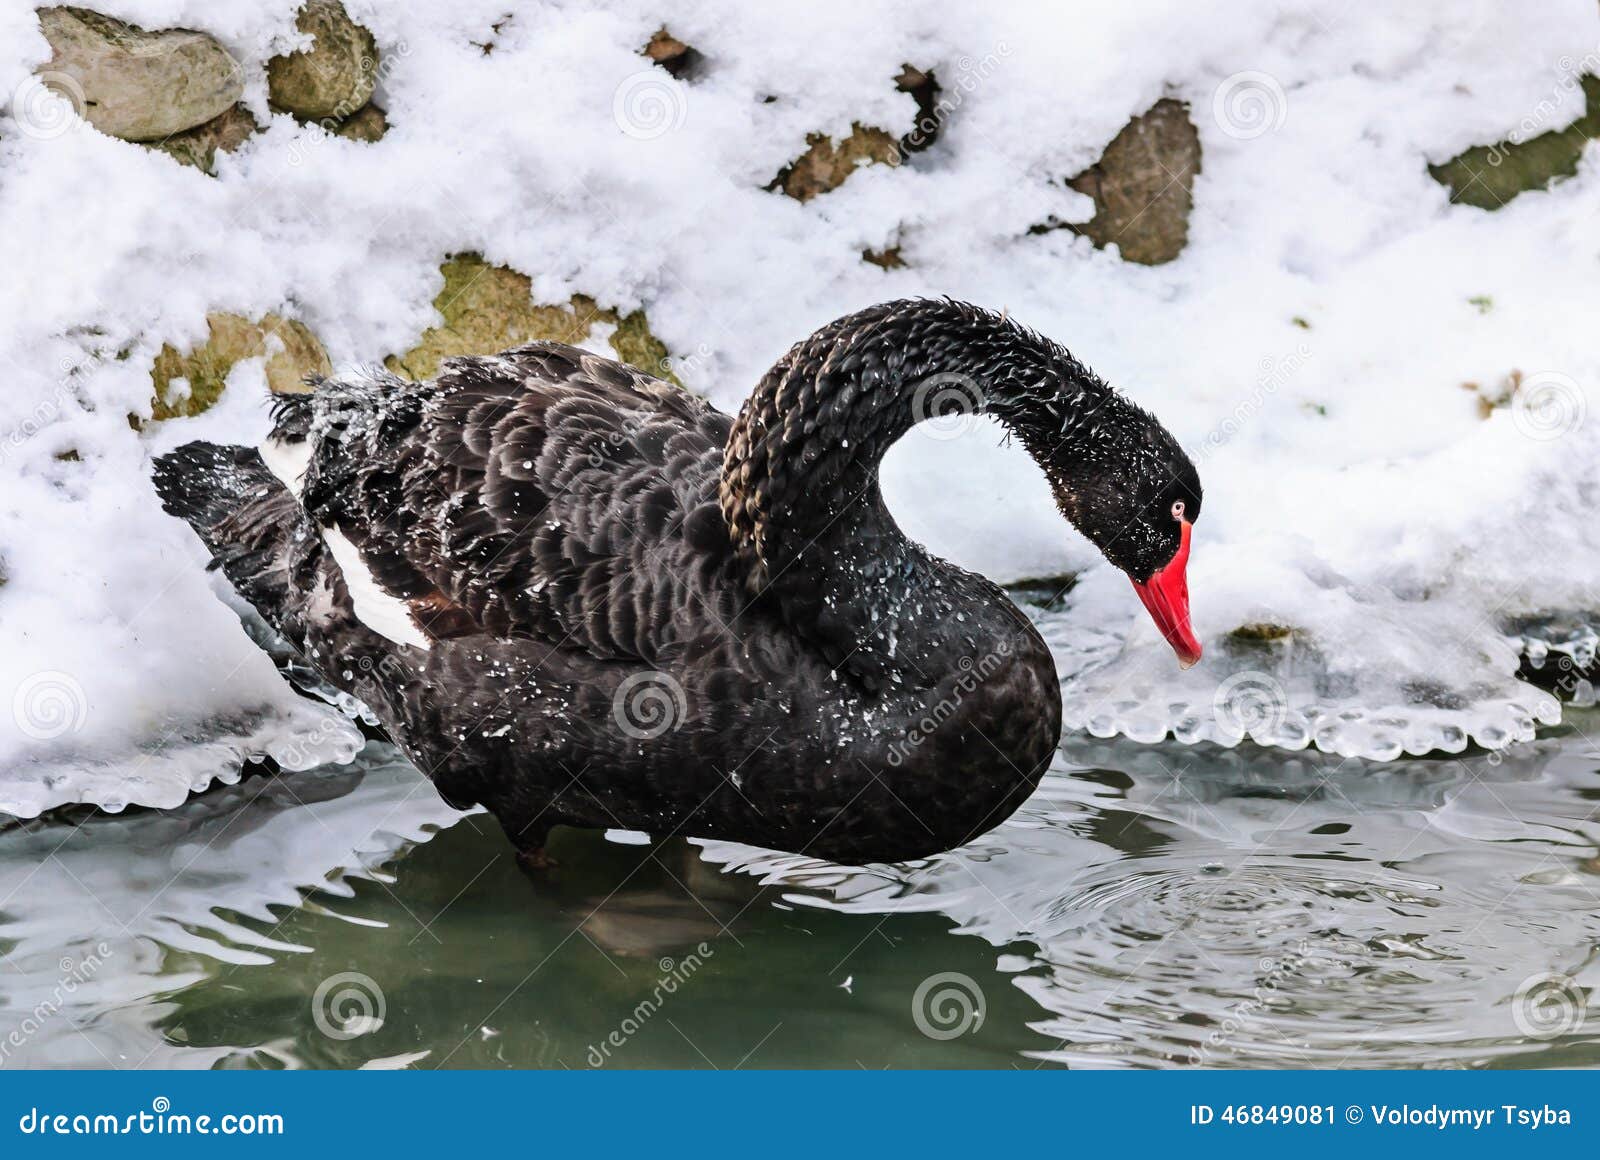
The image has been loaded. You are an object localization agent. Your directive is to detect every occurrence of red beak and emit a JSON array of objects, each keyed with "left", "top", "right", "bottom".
[{"left": 1131, "top": 519, "right": 1201, "bottom": 668}]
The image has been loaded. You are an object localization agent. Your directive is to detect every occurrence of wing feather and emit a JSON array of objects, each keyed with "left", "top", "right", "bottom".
[{"left": 284, "top": 344, "right": 740, "bottom": 663}]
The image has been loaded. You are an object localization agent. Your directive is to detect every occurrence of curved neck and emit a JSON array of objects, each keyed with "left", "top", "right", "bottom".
[{"left": 721, "top": 299, "right": 1119, "bottom": 689}]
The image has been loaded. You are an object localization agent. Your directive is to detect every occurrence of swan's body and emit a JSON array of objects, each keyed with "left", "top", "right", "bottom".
[{"left": 154, "top": 299, "right": 1200, "bottom": 865}]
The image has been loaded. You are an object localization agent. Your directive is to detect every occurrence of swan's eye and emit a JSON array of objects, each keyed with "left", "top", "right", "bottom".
[{"left": 1171, "top": 501, "right": 1185, "bottom": 521}]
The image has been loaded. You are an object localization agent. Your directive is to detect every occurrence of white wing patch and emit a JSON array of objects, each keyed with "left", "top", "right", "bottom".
[
  {"left": 259, "top": 437, "right": 312, "bottom": 499},
  {"left": 322, "top": 526, "right": 433, "bottom": 650},
  {"left": 259, "top": 435, "right": 432, "bottom": 650}
]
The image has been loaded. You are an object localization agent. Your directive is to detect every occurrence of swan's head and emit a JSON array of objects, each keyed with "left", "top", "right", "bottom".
[
  {"left": 1125, "top": 486, "right": 1202, "bottom": 670},
  {"left": 1038, "top": 393, "right": 1204, "bottom": 668}
]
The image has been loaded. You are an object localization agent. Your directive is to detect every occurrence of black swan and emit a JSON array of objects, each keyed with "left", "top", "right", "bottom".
[{"left": 153, "top": 299, "right": 1201, "bottom": 866}]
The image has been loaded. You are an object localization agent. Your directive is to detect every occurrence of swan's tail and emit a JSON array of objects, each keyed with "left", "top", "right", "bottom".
[{"left": 152, "top": 441, "right": 302, "bottom": 625}]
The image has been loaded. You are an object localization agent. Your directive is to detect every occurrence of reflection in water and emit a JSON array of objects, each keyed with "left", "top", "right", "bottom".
[{"left": 2, "top": 719, "right": 1600, "bottom": 1068}]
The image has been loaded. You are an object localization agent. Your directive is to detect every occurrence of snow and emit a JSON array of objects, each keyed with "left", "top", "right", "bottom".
[{"left": 1, "top": 0, "right": 1598, "bottom": 814}]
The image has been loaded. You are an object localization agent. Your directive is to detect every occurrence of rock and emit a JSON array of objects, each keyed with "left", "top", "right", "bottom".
[
  {"left": 148, "top": 102, "right": 258, "bottom": 173},
  {"left": 766, "top": 65, "right": 941, "bottom": 202},
  {"left": 1062, "top": 98, "right": 1201, "bottom": 265},
  {"left": 385, "top": 255, "right": 679, "bottom": 385},
  {"left": 36, "top": 6, "right": 243, "bottom": 141},
  {"left": 770, "top": 124, "right": 901, "bottom": 203},
  {"left": 331, "top": 101, "right": 387, "bottom": 142},
  {"left": 896, "top": 64, "right": 941, "bottom": 154},
  {"left": 1005, "top": 574, "right": 1077, "bottom": 613},
  {"left": 1429, "top": 76, "right": 1600, "bottom": 210},
  {"left": 266, "top": 0, "right": 378, "bottom": 123},
  {"left": 641, "top": 27, "right": 704, "bottom": 82},
  {"left": 149, "top": 313, "right": 330, "bottom": 421},
  {"left": 603, "top": 301, "right": 676, "bottom": 383},
  {"left": 1228, "top": 623, "right": 1295, "bottom": 642}
]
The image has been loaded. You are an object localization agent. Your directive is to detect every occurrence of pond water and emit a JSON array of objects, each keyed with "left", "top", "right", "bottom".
[{"left": 2, "top": 713, "right": 1599, "bottom": 1069}]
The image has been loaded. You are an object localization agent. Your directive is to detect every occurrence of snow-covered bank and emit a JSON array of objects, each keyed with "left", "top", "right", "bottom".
[{"left": 1, "top": 0, "right": 1598, "bottom": 814}]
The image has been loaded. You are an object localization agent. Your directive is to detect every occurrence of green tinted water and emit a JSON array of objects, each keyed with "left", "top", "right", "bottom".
[{"left": 3, "top": 716, "right": 1599, "bottom": 1069}]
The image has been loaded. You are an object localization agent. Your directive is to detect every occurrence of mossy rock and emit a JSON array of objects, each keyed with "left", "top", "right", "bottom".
[
  {"left": 1063, "top": 98, "right": 1200, "bottom": 265},
  {"left": 385, "top": 255, "right": 679, "bottom": 385},
  {"left": 37, "top": 6, "right": 243, "bottom": 141},
  {"left": 1430, "top": 76, "right": 1600, "bottom": 210},
  {"left": 331, "top": 101, "right": 387, "bottom": 142},
  {"left": 148, "top": 102, "right": 258, "bottom": 173},
  {"left": 266, "top": 0, "right": 378, "bottom": 123},
  {"left": 1228, "top": 623, "right": 1295, "bottom": 643},
  {"left": 149, "top": 313, "right": 330, "bottom": 421},
  {"left": 770, "top": 124, "right": 901, "bottom": 203},
  {"left": 604, "top": 303, "right": 676, "bottom": 383}
]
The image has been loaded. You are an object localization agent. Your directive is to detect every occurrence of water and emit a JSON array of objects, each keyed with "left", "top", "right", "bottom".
[{"left": 2, "top": 715, "right": 1599, "bottom": 1069}]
